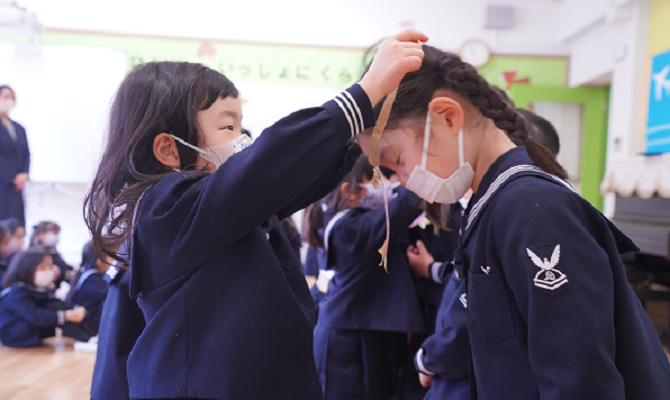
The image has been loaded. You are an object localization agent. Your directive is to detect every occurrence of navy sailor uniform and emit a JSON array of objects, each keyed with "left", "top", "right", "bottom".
[
  {"left": 72, "top": 268, "right": 108, "bottom": 335},
  {"left": 461, "top": 146, "right": 670, "bottom": 400},
  {"left": 127, "top": 84, "right": 373, "bottom": 400},
  {"left": 313, "top": 186, "right": 426, "bottom": 400},
  {"left": 0, "top": 283, "right": 93, "bottom": 347},
  {"left": 408, "top": 202, "right": 469, "bottom": 400},
  {"left": 91, "top": 263, "right": 146, "bottom": 400}
]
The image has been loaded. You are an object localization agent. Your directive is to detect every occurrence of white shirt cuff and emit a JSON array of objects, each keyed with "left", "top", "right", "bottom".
[{"left": 416, "top": 348, "right": 435, "bottom": 376}]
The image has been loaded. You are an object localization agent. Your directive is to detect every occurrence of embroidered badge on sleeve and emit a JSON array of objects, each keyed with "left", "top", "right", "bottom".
[{"left": 526, "top": 244, "right": 568, "bottom": 292}]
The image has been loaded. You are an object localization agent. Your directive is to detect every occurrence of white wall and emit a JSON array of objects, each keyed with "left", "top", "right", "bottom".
[
  {"left": 0, "top": 44, "right": 127, "bottom": 182},
  {"left": 21, "top": 0, "right": 568, "bottom": 55}
]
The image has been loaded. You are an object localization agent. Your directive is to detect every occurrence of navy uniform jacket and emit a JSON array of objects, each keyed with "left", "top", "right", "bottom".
[
  {"left": 72, "top": 269, "right": 108, "bottom": 334},
  {"left": 414, "top": 259, "right": 469, "bottom": 400},
  {"left": 318, "top": 186, "right": 426, "bottom": 333},
  {"left": 0, "top": 283, "right": 67, "bottom": 347},
  {"left": 91, "top": 265, "right": 146, "bottom": 400},
  {"left": 0, "top": 120, "right": 29, "bottom": 222},
  {"left": 462, "top": 147, "right": 670, "bottom": 400},
  {"left": 127, "top": 85, "right": 373, "bottom": 400},
  {"left": 303, "top": 246, "right": 321, "bottom": 277},
  {"left": 0, "top": 257, "right": 8, "bottom": 289}
]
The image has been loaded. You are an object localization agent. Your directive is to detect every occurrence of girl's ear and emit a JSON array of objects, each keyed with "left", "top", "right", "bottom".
[
  {"left": 153, "top": 133, "right": 181, "bottom": 169},
  {"left": 428, "top": 97, "right": 465, "bottom": 137}
]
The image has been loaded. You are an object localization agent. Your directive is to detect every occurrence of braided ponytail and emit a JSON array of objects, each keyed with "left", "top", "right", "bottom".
[
  {"left": 380, "top": 46, "right": 567, "bottom": 180},
  {"left": 432, "top": 54, "right": 567, "bottom": 179}
]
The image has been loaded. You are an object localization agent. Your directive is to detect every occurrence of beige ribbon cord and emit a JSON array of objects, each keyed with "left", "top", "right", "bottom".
[
  {"left": 367, "top": 88, "right": 398, "bottom": 272},
  {"left": 368, "top": 88, "right": 398, "bottom": 189}
]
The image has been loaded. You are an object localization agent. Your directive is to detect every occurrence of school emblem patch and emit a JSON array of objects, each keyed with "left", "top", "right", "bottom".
[{"left": 526, "top": 244, "right": 568, "bottom": 293}]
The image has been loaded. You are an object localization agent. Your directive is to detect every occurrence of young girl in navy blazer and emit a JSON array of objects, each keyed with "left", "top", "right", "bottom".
[
  {"left": 308, "top": 155, "right": 426, "bottom": 400},
  {"left": 0, "top": 247, "right": 92, "bottom": 347},
  {"left": 83, "top": 30, "right": 428, "bottom": 400},
  {"left": 359, "top": 44, "right": 670, "bottom": 400}
]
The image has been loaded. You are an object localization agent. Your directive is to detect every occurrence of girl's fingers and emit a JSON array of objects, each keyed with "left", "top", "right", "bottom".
[
  {"left": 400, "top": 56, "right": 423, "bottom": 72},
  {"left": 401, "top": 42, "right": 423, "bottom": 50},
  {"left": 416, "top": 240, "right": 428, "bottom": 253},
  {"left": 402, "top": 48, "right": 425, "bottom": 60},
  {"left": 393, "top": 29, "right": 429, "bottom": 44}
]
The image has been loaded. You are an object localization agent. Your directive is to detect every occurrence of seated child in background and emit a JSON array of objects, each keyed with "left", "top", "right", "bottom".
[
  {"left": 0, "top": 218, "right": 25, "bottom": 264},
  {"left": 30, "top": 221, "right": 74, "bottom": 289},
  {"left": 0, "top": 224, "right": 11, "bottom": 288},
  {"left": 0, "top": 247, "right": 93, "bottom": 347},
  {"left": 67, "top": 241, "right": 112, "bottom": 336}
]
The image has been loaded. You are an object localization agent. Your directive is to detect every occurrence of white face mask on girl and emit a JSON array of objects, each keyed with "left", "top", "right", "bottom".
[
  {"left": 405, "top": 111, "right": 475, "bottom": 204},
  {"left": 170, "top": 134, "right": 253, "bottom": 170},
  {"left": 34, "top": 269, "right": 55, "bottom": 288},
  {"left": 43, "top": 233, "right": 59, "bottom": 247}
]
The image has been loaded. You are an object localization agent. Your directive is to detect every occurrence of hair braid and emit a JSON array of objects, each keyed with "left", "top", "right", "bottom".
[{"left": 433, "top": 54, "right": 567, "bottom": 179}]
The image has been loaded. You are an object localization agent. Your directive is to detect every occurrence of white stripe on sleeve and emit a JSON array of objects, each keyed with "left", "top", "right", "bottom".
[
  {"left": 333, "top": 97, "right": 355, "bottom": 138},
  {"left": 337, "top": 94, "right": 360, "bottom": 135},
  {"left": 342, "top": 91, "right": 364, "bottom": 134}
]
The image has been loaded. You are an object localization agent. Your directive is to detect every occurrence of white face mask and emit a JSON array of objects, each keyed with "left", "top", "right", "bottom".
[
  {"left": 171, "top": 134, "right": 253, "bottom": 170},
  {"left": 0, "top": 99, "right": 14, "bottom": 113},
  {"left": 43, "top": 233, "right": 59, "bottom": 247},
  {"left": 34, "top": 269, "right": 55, "bottom": 288},
  {"left": 405, "top": 111, "right": 475, "bottom": 204}
]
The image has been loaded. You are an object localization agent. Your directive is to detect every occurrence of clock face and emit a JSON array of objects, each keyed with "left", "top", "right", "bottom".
[{"left": 460, "top": 41, "right": 490, "bottom": 68}]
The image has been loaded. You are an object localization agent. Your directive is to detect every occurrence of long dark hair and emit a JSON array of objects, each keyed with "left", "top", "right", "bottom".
[
  {"left": 367, "top": 46, "right": 566, "bottom": 226},
  {"left": 305, "top": 155, "right": 374, "bottom": 250},
  {"left": 2, "top": 247, "right": 49, "bottom": 288},
  {"left": 83, "top": 62, "right": 239, "bottom": 262}
]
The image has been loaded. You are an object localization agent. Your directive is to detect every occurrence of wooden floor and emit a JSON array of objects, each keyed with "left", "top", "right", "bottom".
[
  {"left": 0, "top": 303, "right": 669, "bottom": 400},
  {"left": 0, "top": 334, "right": 95, "bottom": 400}
]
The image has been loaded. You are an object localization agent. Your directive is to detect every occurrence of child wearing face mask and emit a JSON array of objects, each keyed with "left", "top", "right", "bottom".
[
  {"left": 1, "top": 218, "right": 26, "bottom": 264},
  {"left": 359, "top": 45, "right": 670, "bottom": 400},
  {"left": 306, "top": 155, "right": 425, "bottom": 400},
  {"left": 83, "top": 30, "right": 428, "bottom": 400},
  {"left": 30, "top": 221, "right": 73, "bottom": 289},
  {"left": 66, "top": 241, "right": 113, "bottom": 337},
  {"left": 0, "top": 247, "right": 93, "bottom": 347}
]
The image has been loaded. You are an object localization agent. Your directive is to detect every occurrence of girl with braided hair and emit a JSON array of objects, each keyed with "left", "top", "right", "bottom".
[{"left": 359, "top": 45, "right": 670, "bottom": 400}]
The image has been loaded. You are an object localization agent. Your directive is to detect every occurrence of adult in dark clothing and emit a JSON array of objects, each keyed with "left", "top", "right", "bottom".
[{"left": 0, "top": 86, "right": 30, "bottom": 222}]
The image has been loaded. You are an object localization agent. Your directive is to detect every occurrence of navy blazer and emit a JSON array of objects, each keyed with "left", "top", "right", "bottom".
[
  {"left": 0, "top": 120, "right": 29, "bottom": 222},
  {"left": 126, "top": 84, "right": 373, "bottom": 399},
  {"left": 462, "top": 147, "right": 670, "bottom": 400},
  {"left": 317, "top": 186, "right": 426, "bottom": 333},
  {"left": 0, "top": 283, "right": 67, "bottom": 347},
  {"left": 72, "top": 269, "right": 108, "bottom": 334},
  {"left": 91, "top": 265, "right": 146, "bottom": 400},
  {"left": 414, "top": 260, "right": 470, "bottom": 400}
]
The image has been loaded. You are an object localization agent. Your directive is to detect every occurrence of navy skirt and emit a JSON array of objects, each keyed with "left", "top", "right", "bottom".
[{"left": 314, "top": 324, "right": 408, "bottom": 400}]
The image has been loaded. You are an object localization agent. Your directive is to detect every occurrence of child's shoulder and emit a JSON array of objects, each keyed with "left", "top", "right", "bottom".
[
  {"left": 1, "top": 284, "right": 43, "bottom": 301},
  {"left": 144, "top": 171, "right": 210, "bottom": 206},
  {"left": 494, "top": 174, "right": 584, "bottom": 217}
]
